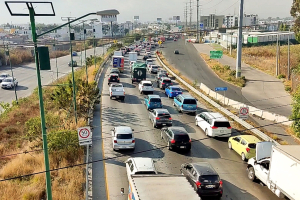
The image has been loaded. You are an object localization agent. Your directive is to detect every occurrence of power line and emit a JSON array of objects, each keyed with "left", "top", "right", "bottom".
[
  {"left": 203, "top": 0, "right": 226, "bottom": 10},
  {"left": 0, "top": 116, "right": 296, "bottom": 183},
  {"left": 218, "top": 0, "right": 239, "bottom": 14}
]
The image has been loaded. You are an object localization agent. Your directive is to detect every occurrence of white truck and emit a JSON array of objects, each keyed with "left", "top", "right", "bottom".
[
  {"left": 109, "top": 83, "right": 125, "bottom": 101},
  {"left": 125, "top": 157, "right": 199, "bottom": 200},
  {"left": 247, "top": 142, "right": 300, "bottom": 200},
  {"left": 129, "top": 52, "right": 138, "bottom": 62},
  {"left": 114, "top": 51, "right": 123, "bottom": 57}
]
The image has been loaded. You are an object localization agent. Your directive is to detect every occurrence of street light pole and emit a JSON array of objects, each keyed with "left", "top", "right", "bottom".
[
  {"left": 196, "top": 0, "right": 199, "bottom": 42},
  {"left": 28, "top": 7, "right": 53, "bottom": 200},
  {"left": 54, "top": 37, "right": 58, "bottom": 79},
  {"left": 6, "top": 45, "right": 18, "bottom": 103},
  {"left": 236, "top": 0, "right": 244, "bottom": 78}
]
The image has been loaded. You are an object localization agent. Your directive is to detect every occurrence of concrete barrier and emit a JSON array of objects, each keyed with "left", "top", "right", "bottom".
[{"left": 156, "top": 54, "right": 280, "bottom": 145}]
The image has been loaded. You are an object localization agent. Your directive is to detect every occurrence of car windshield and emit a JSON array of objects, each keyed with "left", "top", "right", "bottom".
[
  {"left": 0, "top": 75, "right": 7, "bottom": 78},
  {"left": 116, "top": 134, "right": 133, "bottom": 139},
  {"left": 112, "top": 85, "right": 122, "bottom": 88},
  {"left": 199, "top": 175, "right": 220, "bottom": 183},
  {"left": 183, "top": 99, "right": 197, "bottom": 104},
  {"left": 110, "top": 75, "right": 118, "bottom": 78},
  {"left": 3, "top": 79, "right": 12, "bottom": 82},
  {"left": 143, "top": 83, "right": 152, "bottom": 86},
  {"left": 174, "top": 134, "right": 190, "bottom": 142},
  {"left": 248, "top": 143, "right": 256, "bottom": 149},
  {"left": 157, "top": 113, "right": 171, "bottom": 119},
  {"left": 150, "top": 98, "right": 161, "bottom": 103},
  {"left": 213, "top": 121, "right": 231, "bottom": 128},
  {"left": 172, "top": 87, "right": 181, "bottom": 91}
]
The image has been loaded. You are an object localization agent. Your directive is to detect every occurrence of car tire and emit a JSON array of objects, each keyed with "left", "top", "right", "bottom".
[
  {"left": 195, "top": 120, "right": 198, "bottom": 126},
  {"left": 168, "top": 142, "right": 172, "bottom": 150},
  {"left": 132, "top": 81, "right": 133, "bottom": 84},
  {"left": 193, "top": 112, "right": 197, "bottom": 116},
  {"left": 121, "top": 97, "right": 125, "bottom": 102},
  {"left": 140, "top": 90, "right": 142, "bottom": 94},
  {"left": 228, "top": 142, "right": 232, "bottom": 149},
  {"left": 153, "top": 122, "right": 156, "bottom": 128},
  {"left": 241, "top": 153, "right": 247, "bottom": 161},
  {"left": 205, "top": 129, "right": 209, "bottom": 137},
  {"left": 110, "top": 96, "right": 112, "bottom": 99},
  {"left": 167, "top": 94, "right": 170, "bottom": 98},
  {"left": 161, "top": 132, "right": 163, "bottom": 139},
  {"left": 248, "top": 167, "right": 256, "bottom": 181}
]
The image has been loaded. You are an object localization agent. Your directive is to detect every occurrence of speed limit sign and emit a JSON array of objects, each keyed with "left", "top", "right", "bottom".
[
  {"left": 239, "top": 106, "right": 249, "bottom": 119},
  {"left": 77, "top": 127, "right": 92, "bottom": 146}
]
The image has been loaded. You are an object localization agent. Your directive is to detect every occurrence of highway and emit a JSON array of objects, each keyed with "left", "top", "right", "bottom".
[
  {"left": 0, "top": 45, "right": 109, "bottom": 105},
  {"left": 94, "top": 48, "right": 282, "bottom": 200}
]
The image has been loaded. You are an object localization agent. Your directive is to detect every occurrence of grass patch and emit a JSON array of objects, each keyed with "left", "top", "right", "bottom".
[{"left": 200, "top": 53, "right": 246, "bottom": 87}]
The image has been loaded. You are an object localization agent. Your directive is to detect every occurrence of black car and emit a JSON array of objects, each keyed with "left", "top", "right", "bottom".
[
  {"left": 158, "top": 77, "right": 172, "bottom": 89},
  {"left": 160, "top": 127, "right": 191, "bottom": 151},
  {"left": 155, "top": 73, "right": 167, "bottom": 83},
  {"left": 108, "top": 73, "right": 119, "bottom": 85},
  {"left": 180, "top": 162, "right": 223, "bottom": 198},
  {"left": 143, "top": 55, "right": 149, "bottom": 60},
  {"left": 174, "top": 50, "right": 179, "bottom": 54},
  {"left": 68, "top": 60, "right": 77, "bottom": 67}
]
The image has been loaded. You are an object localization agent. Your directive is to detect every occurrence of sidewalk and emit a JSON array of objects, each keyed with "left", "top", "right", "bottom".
[{"left": 193, "top": 43, "right": 292, "bottom": 118}]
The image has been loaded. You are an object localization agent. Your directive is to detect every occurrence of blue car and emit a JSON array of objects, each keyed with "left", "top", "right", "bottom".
[
  {"left": 144, "top": 95, "right": 162, "bottom": 110},
  {"left": 72, "top": 51, "right": 78, "bottom": 56},
  {"left": 173, "top": 95, "right": 197, "bottom": 115},
  {"left": 165, "top": 86, "right": 182, "bottom": 98}
]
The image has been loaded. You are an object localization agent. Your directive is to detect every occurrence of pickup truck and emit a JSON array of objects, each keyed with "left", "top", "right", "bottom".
[
  {"left": 109, "top": 83, "right": 125, "bottom": 101},
  {"left": 247, "top": 142, "right": 300, "bottom": 200}
]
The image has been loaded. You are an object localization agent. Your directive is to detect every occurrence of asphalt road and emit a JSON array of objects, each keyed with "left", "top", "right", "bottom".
[
  {"left": 0, "top": 45, "right": 109, "bottom": 106},
  {"left": 97, "top": 49, "right": 281, "bottom": 200},
  {"left": 161, "top": 39, "right": 252, "bottom": 105}
]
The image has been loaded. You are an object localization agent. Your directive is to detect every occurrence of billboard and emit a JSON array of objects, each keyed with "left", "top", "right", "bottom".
[
  {"left": 173, "top": 16, "right": 180, "bottom": 21},
  {"left": 157, "top": 18, "right": 162, "bottom": 22},
  {"left": 101, "top": 15, "right": 117, "bottom": 22},
  {"left": 134, "top": 16, "right": 139, "bottom": 20}
]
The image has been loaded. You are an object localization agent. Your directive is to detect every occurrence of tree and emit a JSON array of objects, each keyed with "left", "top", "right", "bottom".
[{"left": 291, "top": 0, "right": 300, "bottom": 42}]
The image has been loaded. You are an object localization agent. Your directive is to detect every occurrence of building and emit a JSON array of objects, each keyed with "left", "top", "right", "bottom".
[
  {"left": 224, "top": 15, "right": 238, "bottom": 28},
  {"left": 243, "top": 14, "right": 258, "bottom": 27},
  {"left": 201, "top": 14, "right": 225, "bottom": 30}
]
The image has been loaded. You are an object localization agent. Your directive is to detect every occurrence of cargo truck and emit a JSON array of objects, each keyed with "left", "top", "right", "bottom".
[
  {"left": 131, "top": 63, "right": 147, "bottom": 83},
  {"left": 129, "top": 52, "right": 138, "bottom": 62},
  {"left": 112, "top": 56, "right": 125, "bottom": 73},
  {"left": 114, "top": 51, "right": 122, "bottom": 57},
  {"left": 247, "top": 142, "right": 300, "bottom": 200}
]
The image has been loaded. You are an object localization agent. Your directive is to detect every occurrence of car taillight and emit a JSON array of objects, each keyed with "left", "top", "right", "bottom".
[
  {"left": 212, "top": 126, "right": 218, "bottom": 129},
  {"left": 189, "top": 139, "right": 192, "bottom": 143},
  {"left": 227, "top": 126, "right": 232, "bottom": 129},
  {"left": 169, "top": 118, "right": 172, "bottom": 120},
  {"left": 118, "top": 78, "right": 120, "bottom": 80},
  {"left": 132, "top": 140, "right": 135, "bottom": 143},
  {"left": 156, "top": 117, "right": 160, "bottom": 120},
  {"left": 124, "top": 92, "right": 125, "bottom": 95},
  {"left": 114, "top": 140, "right": 117, "bottom": 143},
  {"left": 170, "top": 92, "right": 173, "bottom": 94},
  {"left": 110, "top": 92, "right": 112, "bottom": 95},
  {"left": 108, "top": 78, "right": 110, "bottom": 80},
  {"left": 170, "top": 139, "right": 175, "bottom": 144},
  {"left": 196, "top": 181, "right": 201, "bottom": 188},
  {"left": 246, "top": 148, "right": 250, "bottom": 152},
  {"left": 181, "top": 105, "right": 183, "bottom": 108},
  {"left": 170, "top": 83, "right": 173, "bottom": 85},
  {"left": 162, "top": 83, "right": 165, "bottom": 84},
  {"left": 219, "top": 180, "right": 223, "bottom": 187}
]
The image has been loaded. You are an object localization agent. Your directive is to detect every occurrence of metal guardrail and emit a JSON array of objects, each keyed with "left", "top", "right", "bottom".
[{"left": 156, "top": 54, "right": 280, "bottom": 146}]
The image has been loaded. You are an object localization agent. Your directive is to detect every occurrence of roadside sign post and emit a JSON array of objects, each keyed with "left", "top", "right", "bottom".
[
  {"left": 210, "top": 51, "right": 223, "bottom": 59},
  {"left": 214, "top": 87, "right": 228, "bottom": 105},
  {"left": 77, "top": 126, "right": 92, "bottom": 200},
  {"left": 158, "top": 40, "right": 162, "bottom": 48},
  {"left": 239, "top": 106, "right": 249, "bottom": 119}
]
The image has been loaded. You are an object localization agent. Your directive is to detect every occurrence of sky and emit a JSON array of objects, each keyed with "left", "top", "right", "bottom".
[{"left": 0, "top": 0, "right": 294, "bottom": 25}]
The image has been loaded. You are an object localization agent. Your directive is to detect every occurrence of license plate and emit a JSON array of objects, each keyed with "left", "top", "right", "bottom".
[
  {"left": 220, "top": 130, "right": 223, "bottom": 133},
  {"left": 180, "top": 146, "right": 185, "bottom": 149},
  {"left": 206, "top": 185, "right": 215, "bottom": 188},
  {"left": 162, "top": 124, "right": 166, "bottom": 126}
]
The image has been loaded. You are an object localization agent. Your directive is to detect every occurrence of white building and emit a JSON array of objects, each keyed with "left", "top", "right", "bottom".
[
  {"left": 243, "top": 14, "right": 258, "bottom": 26},
  {"left": 224, "top": 15, "right": 238, "bottom": 28}
]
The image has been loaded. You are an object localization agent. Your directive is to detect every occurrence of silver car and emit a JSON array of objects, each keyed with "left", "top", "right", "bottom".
[
  {"left": 0, "top": 73, "right": 10, "bottom": 83},
  {"left": 112, "top": 126, "right": 135, "bottom": 151},
  {"left": 149, "top": 109, "right": 172, "bottom": 128},
  {"left": 149, "top": 65, "right": 159, "bottom": 74}
]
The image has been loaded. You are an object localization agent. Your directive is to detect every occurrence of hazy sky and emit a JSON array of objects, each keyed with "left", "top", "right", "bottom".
[{"left": 0, "top": 0, "right": 294, "bottom": 25}]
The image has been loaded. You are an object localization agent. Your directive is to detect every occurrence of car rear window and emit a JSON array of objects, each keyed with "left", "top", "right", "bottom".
[
  {"left": 159, "top": 74, "right": 166, "bottom": 77},
  {"left": 174, "top": 134, "right": 190, "bottom": 142},
  {"left": 199, "top": 175, "right": 220, "bottom": 183},
  {"left": 143, "top": 83, "right": 152, "bottom": 86},
  {"left": 135, "top": 171, "right": 156, "bottom": 175},
  {"left": 163, "top": 79, "right": 171, "bottom": 83},
  {"left": 116, "top": 134, "right": 133, "bottom": 139},
  {"left": 183, "top": 99, "right": 197, "bottom": 104},
  {"left": 151, "top": 66, "right": 158, "bottom": 68},
  {"left": 150, "top": 98, "right": 161, "bottom": 103},
  {"left": 213, "top": 121, "right": 231, "bottom": 128},
  {"left": 248, "top": 143, "right": 256, "bottom": 149},
  {"left": 157, "top": 114, "right": 171, "bottom": 119},
  {"left": 172, "top": 88, "right": 181, "bottom": 91},
  {"left": 110, "top": 75, "right": 119, "bottom": 78}
]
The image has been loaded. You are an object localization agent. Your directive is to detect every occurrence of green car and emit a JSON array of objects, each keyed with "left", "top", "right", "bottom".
[
  {"left": 68, "top": 60, "right": 77, "bottom": 67},
  {"left": 131, "top": 63, "right": 147, "bottom": 84}
]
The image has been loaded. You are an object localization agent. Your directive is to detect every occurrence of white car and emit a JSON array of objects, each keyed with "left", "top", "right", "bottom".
[
  {"left": 111, "top": 126, "right": 135, "bottom": 151},
  {"left": 195, "top": 112, "right": 232, "bottom": 137},
  {"left": 109, "top": 83, "right": 125, "bottom": 101},
  {"left": 125, "top": 157, "right": 158, "bottom": 176},
  {"left": 0, "top": 73, "right": 10, "bottom": 83},
  {"left": 1, "top": 77, "right": 18, "bottom": 89},
  {"left": 139, "top": 80, "right": 154, "bottom": 94},
  {"left": 149, "top": 65, "right": 159, "bottom": 74},
  {"left": 145, "top": 59, "right": 153, "bottom": 65}
]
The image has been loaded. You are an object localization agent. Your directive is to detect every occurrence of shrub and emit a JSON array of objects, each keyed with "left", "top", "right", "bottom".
[
  {"left": 192, "top": 80, "right": 198, "bottom": 88},
  {"left": 277, "top": 74, "right": 286, "bottom": 79},
  {"left": 285, "top": 86, "right": 292, "bottom": 92},
  {"left": 224, "top": 65, "right": 231, "bottom": 70},
  {"left": 3, "top": 126, "right": 18, "bottom": 134},
  {"left": 229, "top": 70, "right": 236, "bottom": 77},
  {"left": 213, "top": 65, "right": 221, "bottom": 71},
  {"left": 291, "top": 86, "right": 300, "bottom": 137}
]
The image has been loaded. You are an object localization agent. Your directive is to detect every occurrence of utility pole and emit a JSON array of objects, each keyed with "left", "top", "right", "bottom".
[
  {"left": 189, "top": 0, "right": 192, "bottom": 28},
  {"left": 54, "top": 37, "right": 58, "bottom": 79},
  {"left": 185, "top": 3, "right": 188, "bottom": 31},
  {"left": 62, "top": 16, "right": 78, "bottom": 124},
  {"left": 276, "top": 34, "right": 279, "bottom": 76},
  {"left": 236, "top": 0, "right": 244, "bottom": 78},
  {"left": 5, "top": 45, "right": 18, "bottom": 103},
  {"left": 288, "top": 30, "right": 290, "bottom": 80},
  {"left": 196, "top": 0, "right": 199, "bottom": 42}
]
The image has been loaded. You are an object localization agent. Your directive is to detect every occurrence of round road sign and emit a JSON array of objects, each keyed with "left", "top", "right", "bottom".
[
  {"left": 239, "top": 107, "right": 249, "bottom": 116},
  {"left": 79, "top": 128, "right": 90, "bottom": 139}
]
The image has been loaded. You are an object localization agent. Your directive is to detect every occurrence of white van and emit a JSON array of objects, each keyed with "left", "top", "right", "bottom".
[{"left": 195, "top": 112, "right": 232, "bottom": 137}]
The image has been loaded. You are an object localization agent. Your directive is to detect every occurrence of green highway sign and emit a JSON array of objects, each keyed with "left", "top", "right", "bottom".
[{"left": 210, "top": 50, "right": 223, "bottom": 59}]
